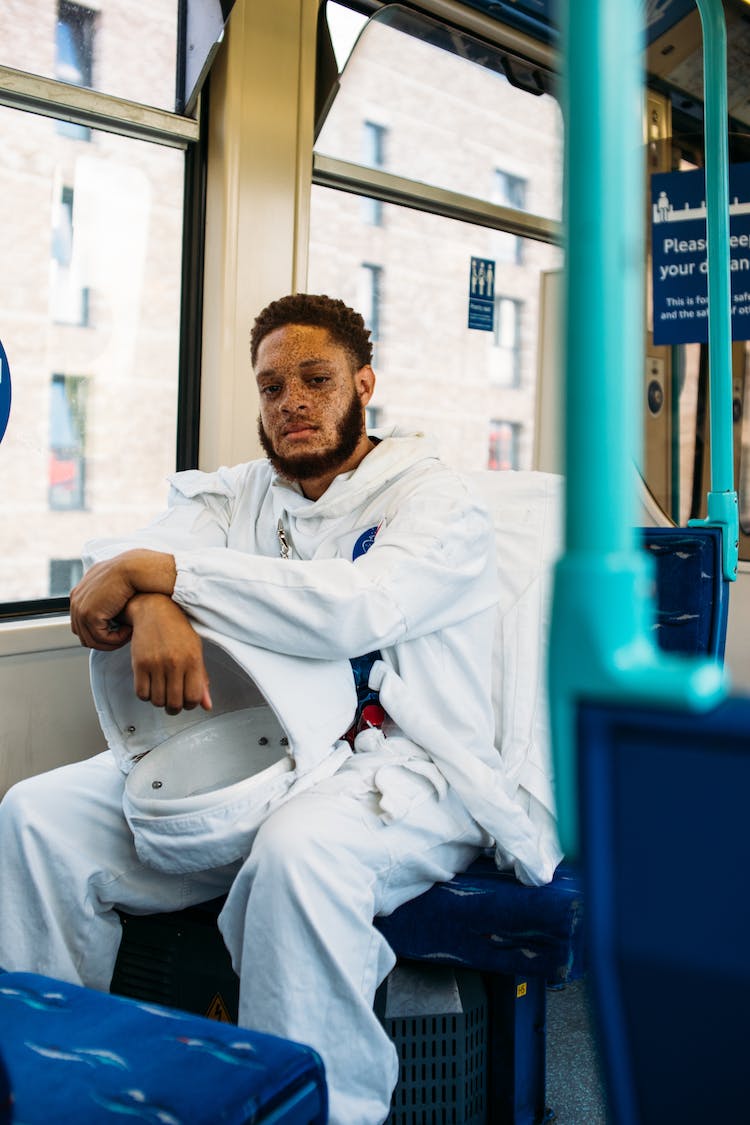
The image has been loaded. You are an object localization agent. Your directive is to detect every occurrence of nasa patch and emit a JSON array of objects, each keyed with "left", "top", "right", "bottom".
[{"left": 352, "top": 525, "right": 379, "bottom": 560}]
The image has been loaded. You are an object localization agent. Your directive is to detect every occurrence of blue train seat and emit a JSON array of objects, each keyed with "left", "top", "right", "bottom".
[
  {"left": 577, "top": 696, "right": 750, "bottom": 1125},
  {"left": 375, "top": 857, "right": 584, "bottom": 1125},
  {"left": 640, "top": 525, "right": 729, "bottom": 659},
  {"left": 0, "top": 968, "right": 326, "bottom": 1125}
]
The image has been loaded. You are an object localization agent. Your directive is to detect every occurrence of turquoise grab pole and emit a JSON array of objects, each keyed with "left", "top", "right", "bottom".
[
  {"left": 548, "top": 0, "right": 728, "bottom": 858},
  {"left": 688, "top": 0, "right": 738, "bottom": 581}
]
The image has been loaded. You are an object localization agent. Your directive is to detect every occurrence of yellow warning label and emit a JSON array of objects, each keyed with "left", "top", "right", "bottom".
[
  {"left": 206, "top": 993, "right": 233, "bottom": 1022},
  {"left": 516, "top": 982, "right": 527, "bottom": 999}
]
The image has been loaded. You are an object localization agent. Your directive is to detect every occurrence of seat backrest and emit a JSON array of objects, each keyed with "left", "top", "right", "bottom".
[
  {"left": 640, "top": 525, "right": 729, "bottom": 660},
  {"left": 464, "top": 473, "right": 729, "bottom": 873},
  {"left": 578, "top": 696, "right": 750, "bottom": 1124},
  {"left": 465, "top": 470, "right": 564, "bottom": 860}
]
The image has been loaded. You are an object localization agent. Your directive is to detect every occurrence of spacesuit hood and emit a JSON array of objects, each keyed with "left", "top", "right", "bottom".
[{"left": 89, "top": 625, "right": 357, "bottom": 778}]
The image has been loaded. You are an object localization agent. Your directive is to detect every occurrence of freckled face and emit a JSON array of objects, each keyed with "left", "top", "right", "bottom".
[{"left": 255, "top": 324, "right": 375, "bottom": 495}]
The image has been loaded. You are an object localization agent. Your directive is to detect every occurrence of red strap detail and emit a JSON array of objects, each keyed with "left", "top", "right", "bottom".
[{"left": 344, "top": 703, "right": 387, "bottom": 747}]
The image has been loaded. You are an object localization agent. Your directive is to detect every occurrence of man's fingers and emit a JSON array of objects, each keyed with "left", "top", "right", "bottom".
[
  {"left": 134, "top": 667, "right": 153, "bottom": 705},
  {"left": 183, "top": 664, "right": 210, "bottom": 713},
  {"left": 71, "top": 613, "right": 131, "bottom": 651},
  {"left": 150, "top": 671, "right": 168, "bottom": 710},
  {"left": 165, "top": 672, "right": 187, "bottom": 715},
  {"left": 127, "top": 600, "right": 207, "bottom": 715}
]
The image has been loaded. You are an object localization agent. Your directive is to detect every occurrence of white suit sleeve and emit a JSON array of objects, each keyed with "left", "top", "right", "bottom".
[
  {"left": 82, "top": 465, "right": 498, "bottom": 661},
  {"left": 81, "top": 469, "right": 235, "bottom": 569},
  {"left": 171, "top": 486, "right": 498, "bottom": 660}
]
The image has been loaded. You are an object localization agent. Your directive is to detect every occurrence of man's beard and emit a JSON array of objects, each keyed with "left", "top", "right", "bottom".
[{"left": 257, "top": 389, "right": 366, "bottom": 484}]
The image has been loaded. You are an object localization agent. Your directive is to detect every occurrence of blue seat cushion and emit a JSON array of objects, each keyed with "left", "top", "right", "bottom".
[
  {"left": 0, "top": 971, "right": 326, "bottom": 1125},
  {"left": 375, "top": 855, "right": 585, "bottom": 983}
]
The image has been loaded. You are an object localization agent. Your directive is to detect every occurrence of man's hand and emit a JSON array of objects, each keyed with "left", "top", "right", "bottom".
[
  {"left": 70, "top": 549, "right": 177, "bottom": 650},
  {"left": 125, "top": 594, "right": 212, "bottom": 715},
  {"left": 70, "top": 558, "right": 136, "bottom": 650}
]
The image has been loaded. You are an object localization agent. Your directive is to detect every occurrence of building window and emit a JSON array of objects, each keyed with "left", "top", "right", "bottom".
[
  {"left": 492, "top": 296, "right": 522, "bottom": 387},
  {"left": 49, "top": 374, "right": 87, "bottom": 510},
  {"left": 359, "top": 263, "right": 383, "bottom": 345},
  {"left": 488, "top": 420, "right": 520, "bottom": 471},
  {"left": 493, "top": 169, "right": 526, "bottom": 264},
  {"left": 50, "top": 186, "right": 90, "bottom": 326},
  {"left": 49, "top": 558, "right": 83, "bottom": 598},
  {"left": 56, "top": 2, "right": 95, "bottom": 140},
  {"left": 361, "top": 121, "right": 386, "bottom": 225}
]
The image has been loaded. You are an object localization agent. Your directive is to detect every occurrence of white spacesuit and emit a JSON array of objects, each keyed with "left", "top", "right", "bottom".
[{"left": 0, "top": 429, "right": 559, "bottom": 1125}]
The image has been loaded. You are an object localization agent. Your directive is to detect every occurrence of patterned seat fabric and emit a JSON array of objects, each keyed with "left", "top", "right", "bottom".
[{"left": 0, "top": 970, "right": 327, "bottom": 1125}]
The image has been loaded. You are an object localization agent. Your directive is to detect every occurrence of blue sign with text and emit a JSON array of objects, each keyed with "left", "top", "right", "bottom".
[
  {"left": 651, "top": 162, "right": 750, "bottom": 345},
  {"left": 468, "top": 257, "right": 495, "bottom": 331},
  {"left": 0, "top": 338, "right": 10, "bottom": 445}
]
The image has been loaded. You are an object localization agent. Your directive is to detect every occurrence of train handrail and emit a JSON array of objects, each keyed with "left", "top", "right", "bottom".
[
  {"left": 548, "top": 0, "right": 730, "bottom": 858},
  {"left": 686, "top": 0, "right": 739, "bottom": 582}
]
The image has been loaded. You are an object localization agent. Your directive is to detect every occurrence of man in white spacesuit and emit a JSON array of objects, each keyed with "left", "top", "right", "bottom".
[{"left": 0, "top": 294, "right": 557, "bottom": 1125}]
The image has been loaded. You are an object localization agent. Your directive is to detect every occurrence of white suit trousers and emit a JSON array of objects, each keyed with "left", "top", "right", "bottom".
[{"left": 0, "top": 752, "right": 487, "bottom": 1125}]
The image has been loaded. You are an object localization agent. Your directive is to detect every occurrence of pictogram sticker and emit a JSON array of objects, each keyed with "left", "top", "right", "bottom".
[{"left": 206, "top": 993, "right": 233, "bottom": 1022}]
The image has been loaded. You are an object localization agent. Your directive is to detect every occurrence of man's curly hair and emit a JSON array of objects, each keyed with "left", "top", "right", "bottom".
[{"left": 250, "top": 293, "right": 373, "bottom": 370}]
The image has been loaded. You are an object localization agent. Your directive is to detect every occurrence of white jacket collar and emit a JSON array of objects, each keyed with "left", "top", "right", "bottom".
[{"left": 270, "top": 429, "right": 440, "bottom": 520}]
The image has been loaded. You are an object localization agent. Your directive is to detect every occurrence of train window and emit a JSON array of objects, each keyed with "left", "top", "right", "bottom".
[
  {"left": 325, "top": 3, "right": 368, "bottom": 70},
  {"left": 309, "top": 188, "right": 561, "bottom": 472},
  {"left": 0, "top": 0, "right": 201, "bottom": 616},
  {"left": 0, "top": 104, "right": 184, "bottom": 607},
  {"left": 0, "top": 0, "right": 179, "bottom": 113},
  {"left": 317, "top": 4, "right": 562, "bottom": 222},
  {"left": 311, "top": 2, "right": 562, "bottom": 472}
]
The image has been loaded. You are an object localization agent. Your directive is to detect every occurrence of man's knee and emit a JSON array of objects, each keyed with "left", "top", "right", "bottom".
[
  {"left": 250, "top": 794, "right": 367, "bottom": 884},
  {"left": 251, "top": 801, "right": 321, "bottom": 875}
]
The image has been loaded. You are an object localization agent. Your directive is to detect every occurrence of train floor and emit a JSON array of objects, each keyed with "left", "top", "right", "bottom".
[{"left": 546, "top": 978, "right": 609, "bottom": 1124}]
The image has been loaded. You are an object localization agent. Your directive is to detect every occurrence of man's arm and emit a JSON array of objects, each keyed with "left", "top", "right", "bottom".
[
  {"left": 73, "top": 462, "right": 495, "bottom": 678},
  {"left": 69, "top": 548, "right": 177, "bottom": 649},
  {"left": 70, "top": 551, "right": 211, "bottom": 714},
  {"left": 168, "top": 486, "right": 497, "bottom": 661}
]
